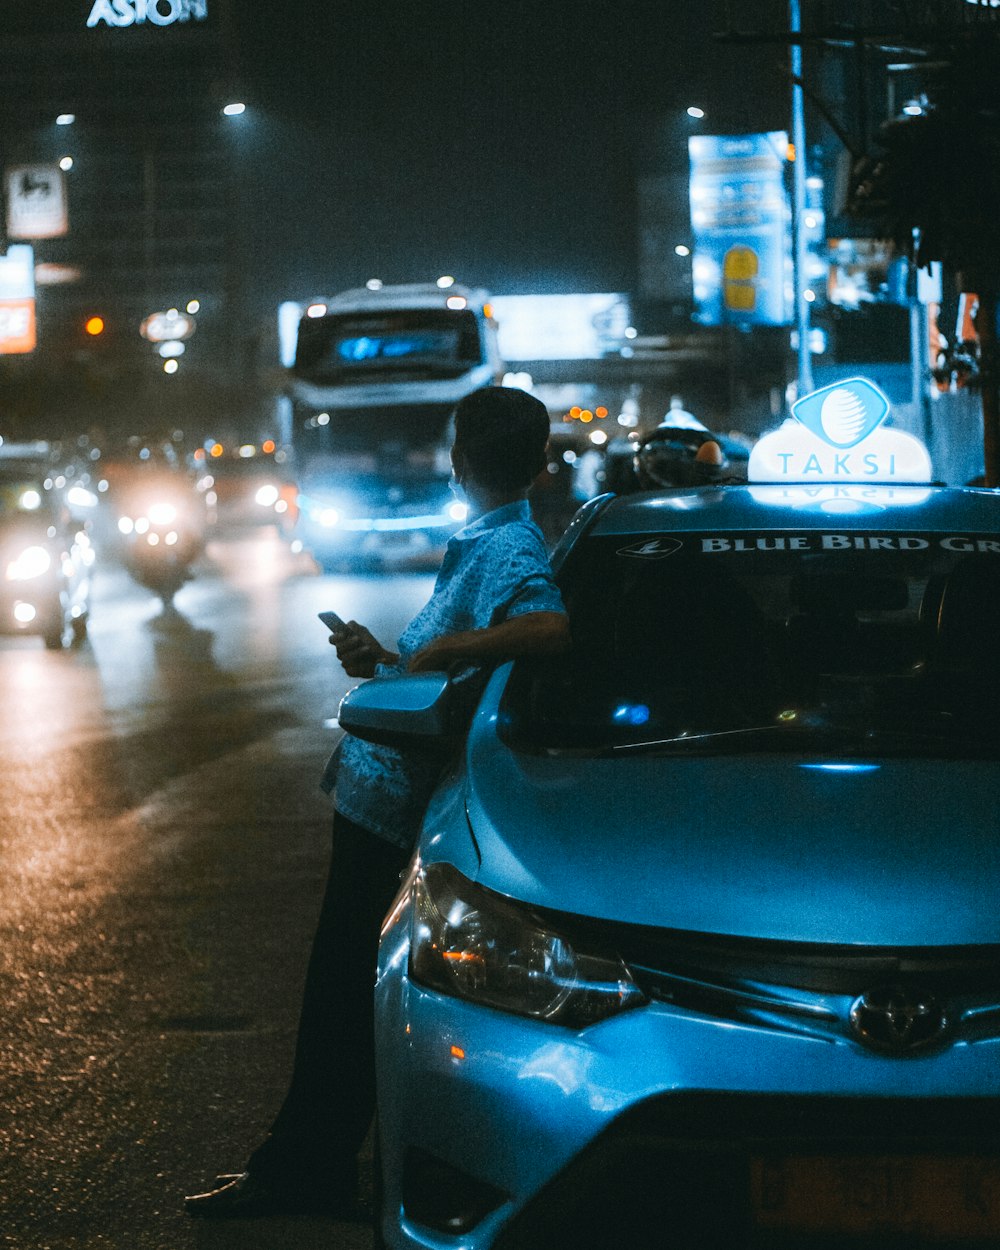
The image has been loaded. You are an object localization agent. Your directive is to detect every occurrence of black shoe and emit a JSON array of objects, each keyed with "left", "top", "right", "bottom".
[{"left": 184, "top": 1170, "right": 358, "bottom": 1220}]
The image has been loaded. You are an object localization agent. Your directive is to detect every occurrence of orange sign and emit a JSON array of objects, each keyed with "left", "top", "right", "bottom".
[{"left": 723, "top": 245, "right": 759, "bottom": 311}]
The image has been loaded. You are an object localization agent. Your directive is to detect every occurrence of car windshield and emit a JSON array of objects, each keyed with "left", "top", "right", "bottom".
[
  {"left": 500, "top": 528, "right": 1000, "bottom": 759},
  {"left": 294, "top": 310, "right": 483, "bottom": 382}
]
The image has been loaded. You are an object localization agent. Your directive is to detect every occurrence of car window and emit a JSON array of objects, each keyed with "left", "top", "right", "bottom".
[{"left": 501, "top": 530, "right": 1000, "bottom": 758}]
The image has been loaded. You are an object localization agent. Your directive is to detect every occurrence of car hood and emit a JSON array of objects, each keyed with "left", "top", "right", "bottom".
[{"left": 461, "top": 709, "right": 1000, "bottom": 946}]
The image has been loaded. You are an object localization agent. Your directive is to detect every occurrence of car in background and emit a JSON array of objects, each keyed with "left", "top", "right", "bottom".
[
  {"left": 0, "top": 443, "right": 95, "bottom": 649},
  {"left": 197, "top": 443, "right": 297, "bottom": 534},
  {"left": 339, "top": 381, "right": 1000, "bottom": 1250}
]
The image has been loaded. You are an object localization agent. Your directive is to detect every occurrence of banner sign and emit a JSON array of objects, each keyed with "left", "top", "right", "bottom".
[
  {"left": 5, "top": 166, "right": 68, "bottom": 240},
  {"left": 688, "top": 132, "right": 791, "bottom": 327},
  {"left": 0, "top": 246, "right": 37, "bottom": 355}
]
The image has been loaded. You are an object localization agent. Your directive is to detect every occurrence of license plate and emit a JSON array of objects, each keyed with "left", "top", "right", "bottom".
[{"left": 751, "top": 1154, "right": 1000, "bottom": 1239}]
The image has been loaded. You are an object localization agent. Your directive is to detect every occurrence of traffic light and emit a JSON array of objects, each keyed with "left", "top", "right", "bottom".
[{"left": 84, "top": 315, "right": 105, "bottom": 336}]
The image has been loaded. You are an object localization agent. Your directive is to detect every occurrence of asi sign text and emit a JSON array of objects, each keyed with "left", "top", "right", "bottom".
[{"left": 87, "top": 0, "right": 207, "bottom": 28}]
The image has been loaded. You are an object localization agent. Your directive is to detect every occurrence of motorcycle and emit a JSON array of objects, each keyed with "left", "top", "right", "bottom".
[{"left": 115, "top": 486, "right": 206, "bottom": 606}]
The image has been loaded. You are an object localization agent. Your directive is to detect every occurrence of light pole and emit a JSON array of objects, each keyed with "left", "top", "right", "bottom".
[{"left": 789, "top": 0, "right": 814, "bottom": 396}]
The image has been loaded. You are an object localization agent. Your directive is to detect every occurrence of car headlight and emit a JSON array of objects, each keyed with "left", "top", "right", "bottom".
[
  {"left": 6, "top": 545, "right": 52, "bottom": 581},
  {"left": 409, "top": 861, "right": 646, "bottom": 1028}
]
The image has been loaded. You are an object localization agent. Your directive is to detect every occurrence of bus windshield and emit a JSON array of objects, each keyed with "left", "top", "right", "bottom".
[{"left": 294, "top": 309, "right": 483, "bottom": 383}]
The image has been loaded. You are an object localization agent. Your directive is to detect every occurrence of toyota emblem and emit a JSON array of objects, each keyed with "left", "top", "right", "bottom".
[{"left": 850, "top": 983, "right": 950, "bottom": 1055}]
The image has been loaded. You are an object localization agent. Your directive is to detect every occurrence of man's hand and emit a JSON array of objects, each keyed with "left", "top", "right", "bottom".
[
  {"left": 330, "top": 621, "right": 399, "bottom": 678},
  {"left": 407, "top": 632, "right": 474, "bottom": 674}
]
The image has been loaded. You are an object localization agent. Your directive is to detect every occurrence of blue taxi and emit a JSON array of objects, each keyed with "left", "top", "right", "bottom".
[{"left": 340, "top": 379, "right": 1000, "bottom": 1249}]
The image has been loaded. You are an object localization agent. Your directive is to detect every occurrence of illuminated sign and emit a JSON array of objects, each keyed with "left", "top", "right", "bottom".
[
  {"left": 5, "top": 166, "right": 68, "bottom": 240},
  {"left": 87, "top": 0, "right": 207, "bottom": 27},
  {"left": 748, "top": 378, "right": 933, "bottom": 485},
  {"left": 688, "top": 132, "right": 791, "bottom": 327},
  {"left": 0, "top": 246, "right": 36, "bottom": 355},
  {"left": 489, "top": 294, "right": 631, "bottom": 361}
]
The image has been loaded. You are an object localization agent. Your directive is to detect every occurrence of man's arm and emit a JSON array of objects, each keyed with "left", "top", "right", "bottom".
[{"left": 407, "top": 611, "right": 570, "bottom": 674}]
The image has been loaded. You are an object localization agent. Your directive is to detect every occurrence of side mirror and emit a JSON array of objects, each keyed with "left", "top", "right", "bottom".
[{"left": 337, "top": 672, "right": 454, "bottom": 748}]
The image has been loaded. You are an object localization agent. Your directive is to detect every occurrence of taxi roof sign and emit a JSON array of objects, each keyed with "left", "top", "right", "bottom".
[{"left": 748, "top": 377, "right": 933, "bottom": 486}]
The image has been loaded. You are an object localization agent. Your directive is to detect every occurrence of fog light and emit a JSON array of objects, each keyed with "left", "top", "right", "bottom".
[
  {"left": 13, "top": 602, "right": 36, "bottom": 623},
  {"left": 402, "top": 1148, "right": 507, "bottom": 1235}
]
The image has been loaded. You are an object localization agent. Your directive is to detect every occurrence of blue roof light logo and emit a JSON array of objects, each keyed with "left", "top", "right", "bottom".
[{"left": 791, "top": 377, "right": 890, "bottom": 450}]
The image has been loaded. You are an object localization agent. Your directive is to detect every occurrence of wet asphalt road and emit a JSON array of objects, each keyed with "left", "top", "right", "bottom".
[{"left": 0, "top": 527, "right": 435, "bottom": 1250}]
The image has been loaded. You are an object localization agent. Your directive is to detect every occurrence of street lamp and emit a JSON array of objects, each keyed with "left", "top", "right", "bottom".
[{"left": 221, "top": 102, "right": 246, "bottom": 117}]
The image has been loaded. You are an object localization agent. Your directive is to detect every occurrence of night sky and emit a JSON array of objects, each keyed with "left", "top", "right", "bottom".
[
  {"left": 235, "top": 0, "right": 790, "bottom": 304},
  {"left": 10, "top": 0, "right": 792, "bottom": 311}
]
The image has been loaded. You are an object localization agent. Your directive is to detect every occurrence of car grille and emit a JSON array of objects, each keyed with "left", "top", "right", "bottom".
[
  {"left": 534, "top": 905, "right": 1000, "bottom": 1049},
  {"left": 627, "top": 938, "right": 1000, "bottom": 1047}
]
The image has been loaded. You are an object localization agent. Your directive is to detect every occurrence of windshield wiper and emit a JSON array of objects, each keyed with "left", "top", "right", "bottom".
[
  {"left": 604, "top": 717, "right": 993, "bottom": 758},
  {"left": 606, "top": 723, "right": 816, "bottom": 756}
]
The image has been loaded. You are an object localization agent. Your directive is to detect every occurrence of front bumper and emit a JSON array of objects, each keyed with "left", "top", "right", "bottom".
[{"left": 375, "top": 916, "right": 1000, "bottom": 1250}]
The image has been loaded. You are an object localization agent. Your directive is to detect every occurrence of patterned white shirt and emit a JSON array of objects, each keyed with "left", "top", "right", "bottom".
[{"left": 323, "top": 500, "right": 566, "bottom": 848}]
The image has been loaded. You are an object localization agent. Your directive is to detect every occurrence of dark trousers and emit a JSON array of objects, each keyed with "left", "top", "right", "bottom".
[{"left": 247, "top": 810, "right": 411, "bottom": 1190}]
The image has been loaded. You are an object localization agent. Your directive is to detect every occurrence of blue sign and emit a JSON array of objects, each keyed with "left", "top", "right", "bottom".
[
  {"left": 688, "top": 132, "right": 792, "bottom": 327},
  {"left": 791, "top": 377, "right": 890, "bottom": 449},
  {"left": 748, "top": 377, "right": 933, "bottom": 485}
]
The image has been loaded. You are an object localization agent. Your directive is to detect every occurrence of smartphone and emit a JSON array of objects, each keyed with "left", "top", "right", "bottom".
[{"left": 318, "top": 610, "right": 348, "bottom": 635}]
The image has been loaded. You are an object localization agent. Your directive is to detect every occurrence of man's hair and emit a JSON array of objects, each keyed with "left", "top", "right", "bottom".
[{"left": 452, "top": 387, "right": 550, "bottom": 491}]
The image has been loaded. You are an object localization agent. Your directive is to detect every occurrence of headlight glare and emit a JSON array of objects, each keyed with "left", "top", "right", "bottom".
[
  {"left": 6, "top": 545, "right": 52, "bottom": 581},
  {"left": 409, "top": 862, "right": 645, "bottom": 1028},
  {"left": 147, "top": 502, "right": 177, "bottom": 526}
]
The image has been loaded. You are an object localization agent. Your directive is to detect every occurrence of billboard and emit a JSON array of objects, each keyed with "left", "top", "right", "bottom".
[
  {"left": 489, "top": 294, "right": 631, "bottom": 361},
  {"left": 688, "top": 132, "right": 792, "bottom": 327}
]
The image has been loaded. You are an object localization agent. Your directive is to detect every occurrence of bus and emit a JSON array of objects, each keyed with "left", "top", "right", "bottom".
[{"left": 283, "top": 282, "right": 502, "bottom": 569}]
